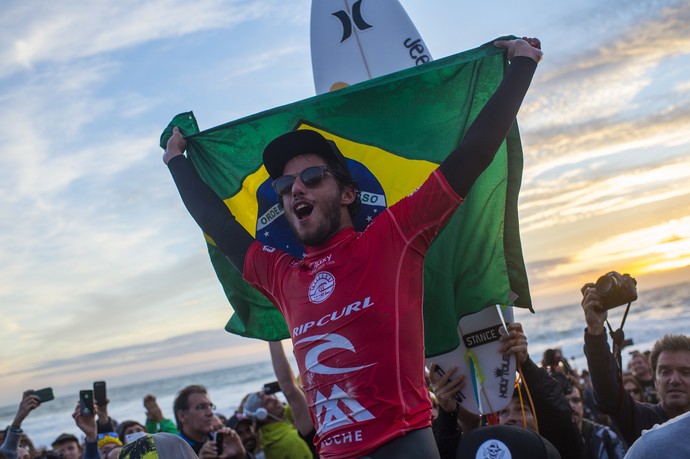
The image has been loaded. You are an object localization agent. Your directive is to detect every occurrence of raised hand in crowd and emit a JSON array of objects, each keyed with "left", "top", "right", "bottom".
[
  {"left": 580, "top": 283, "right": 608, "bottom": 336},
  {"left": 12, "top": 390, "right": 41, "bottom": 429},
  {"left": 198, "top": 428, "right": 246, "bottom": 459},
  {"left": 72, "top": 401, "right": 102, "bottom": 459},
  {"left": 0, "top": 390, "right": 41, "bottom": 459},
  {"left": 499, "top": 322, "right": 529, "bottom": 365}
]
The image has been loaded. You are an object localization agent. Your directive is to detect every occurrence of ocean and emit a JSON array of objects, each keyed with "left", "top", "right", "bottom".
[{"left": 3, "top": 280, "right": 690, "bottom": 450}]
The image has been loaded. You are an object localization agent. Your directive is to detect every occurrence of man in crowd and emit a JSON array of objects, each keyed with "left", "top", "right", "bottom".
[
  {"left": 173, "top": 385, "right": 247, "bottom": 458},
  {"left": 52, "top": 433, "right": 82, "bottom": 459},
  {"left": 226, "top": 413, "right": 262, "bottom": 458},
  {"left": 562, "top": 380, "right": 626, "bottom": 458},
  {"left": 628, "top": 351, "right": 658, "bottom": 403},
  {"left": 581, "top": 285, "right": 690, "bottom": 445},
  {"left": 428, "top": 322, "right": 582, "bottom": 459},
  {"left": 173, "top": 385, "right": 217, "bottom": 454},
  {"left": 164, "top": 37, "right": 542, "bottom": 458}
]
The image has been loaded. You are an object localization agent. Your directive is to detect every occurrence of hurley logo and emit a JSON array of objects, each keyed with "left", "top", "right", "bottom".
[{"left": 332, "top": 0, "right": 372, "bottom": 43}]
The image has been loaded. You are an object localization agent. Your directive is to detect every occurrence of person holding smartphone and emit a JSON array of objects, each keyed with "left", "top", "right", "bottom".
[{"left": 0, "top": 390, "right": 42, "bottom": 459}]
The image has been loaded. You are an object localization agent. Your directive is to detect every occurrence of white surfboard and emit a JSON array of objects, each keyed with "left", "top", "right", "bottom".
[
  {"left": 426, "top": 306, "right": 516, "bottom": 415},
  {"left": 310, "top": 0, "right": 432, "bottom": 94}
]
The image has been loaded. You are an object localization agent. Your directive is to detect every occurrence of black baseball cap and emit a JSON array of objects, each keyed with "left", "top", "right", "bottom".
[
  {"left": 262, "top": 129, "right": 351, "bottom": 180},
  {"left": 52, "top": 433, "right": 79, "bottom": 446},
  {"left": 456, "top": 425, "right": 561, "bottom": 459},
  {"left": 226, "top": 412, "right": 252, "bottom": 430}
]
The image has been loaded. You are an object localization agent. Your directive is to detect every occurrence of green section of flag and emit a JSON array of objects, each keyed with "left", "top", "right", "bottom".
[{"left": 162, "top": 38, "right": 532, "bottom": 357}]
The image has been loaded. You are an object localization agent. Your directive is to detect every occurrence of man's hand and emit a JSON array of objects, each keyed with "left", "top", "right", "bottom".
[
  {"left": 163, "top": 126, "right": 187, "bottom": 164},
  {"left": 581, "top": 283, "right": 607, "bottom": 335},
  {"left": 73, "top": 402, "right": 98, "bottom": 442},
  {"left": 428, "top": 364, "right": 465, "bottom": 414},
  {"left": 144, "top": 394, "right": 164, "bottom": 423},
  {"left": 499, "top": 322, "right": 529, "bottom": 365},
  {"left": 198, "top": 429, "right": 247, "bottom": 459},
  {"left": 198, "top": 440, "right": 217, "bottom": 459},
  {"left": 96, "top": 397, "right": 111, "bottom": 426},
  {"left": 220, "top": 428, "right": 247, "bottom": 459},
  {"left": 12, "top": 390, "right": 41, "bottom": 427},
  {"left": 494, "top": 37, "right": 543, "bottom": 63}
]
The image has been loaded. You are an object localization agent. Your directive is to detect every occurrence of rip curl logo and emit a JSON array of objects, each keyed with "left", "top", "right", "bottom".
[{"left": 309, "top": 271, "right": 336, "bottom": 303}]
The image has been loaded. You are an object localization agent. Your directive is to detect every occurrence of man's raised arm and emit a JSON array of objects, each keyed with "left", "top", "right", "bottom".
[
  {"left": 439, "top": 37, "right": 542, "bottom": 198},
  {"left": 164, "top": 127, "right": 254, "bottom": 271}
]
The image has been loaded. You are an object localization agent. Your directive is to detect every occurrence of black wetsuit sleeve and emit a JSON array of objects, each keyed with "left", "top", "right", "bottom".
[
  {"left": 167, "top": 155, "right": 254, "bottom": 271},
  {"left": 439, "top": 56, "right": 537, "bottom": 198},
  {"left": 432, "top": 407, "right": 462, "bottom": 459},
  {"left": 521, "top": 357, "right": 584, "bottom": 459}
]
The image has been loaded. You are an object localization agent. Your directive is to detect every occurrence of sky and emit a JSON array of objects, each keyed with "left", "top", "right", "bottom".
[{"left": 1, "top": 0, "right": 689, "bottom": 406}]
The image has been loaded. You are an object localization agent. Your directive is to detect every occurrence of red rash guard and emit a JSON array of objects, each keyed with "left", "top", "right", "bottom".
[{"left": 244, "top": 169, "right": 462, "bottom": 458}]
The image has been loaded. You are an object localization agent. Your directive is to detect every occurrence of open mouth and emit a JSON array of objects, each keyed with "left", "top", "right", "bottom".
[{"left": 293, "top": 202, "right": 314, "bottom": 220}]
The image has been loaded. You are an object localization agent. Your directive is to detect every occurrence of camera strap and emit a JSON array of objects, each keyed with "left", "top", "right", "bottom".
[{"left": 606, "top": 301, "right": 632, "bottom": 371}]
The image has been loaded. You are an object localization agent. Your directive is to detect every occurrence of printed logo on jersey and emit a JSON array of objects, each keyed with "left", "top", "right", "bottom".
[
  {"left": 315, "top": 384, "right": 374, "bottom": 436},
  {"left": 292, "top": 296, "right": 375, "bottom": 338},
  {"left": 262, "top": 245, "right": 276, "bottom": 253},
  {"left": 309, "top": 271, "right": 336, "bottom": 303},
  {"left": 294, "top": 333, "right": 375, "bottom": 375},
  {"left": 476, "top": 439, "right": 511, "bottom": 459},
  {"left": 220, "top": 123, "right": 437, "bottom": 259},
  {"left": 309, "top": 253, "right": 334, "bottom": 273}
]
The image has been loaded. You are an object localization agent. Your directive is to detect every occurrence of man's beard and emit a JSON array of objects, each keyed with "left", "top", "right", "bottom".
[{"left": 287, "top": 192, "right": 343, "bottom": 247}]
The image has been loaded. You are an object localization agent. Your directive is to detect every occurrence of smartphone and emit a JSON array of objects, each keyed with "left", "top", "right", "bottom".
[
  {"left": 214, "top": 431, "right": 224, "bottom": 455},
  {"left": 31, "top": 387, "right": 55, "bottom": 404},
  {"left": 93, "top": 381, "right": 107, "bottom": 406},
  {"left": 79, "top": 390, "right": 94, "bottom": 416},
  {"left": 263, "top": 381, "right": 281, "bottom": 395}
]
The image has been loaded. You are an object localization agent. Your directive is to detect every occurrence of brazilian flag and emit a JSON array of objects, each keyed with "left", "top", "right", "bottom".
[{"left": 161, "top": 38, "right": 532, "bottom": 357}]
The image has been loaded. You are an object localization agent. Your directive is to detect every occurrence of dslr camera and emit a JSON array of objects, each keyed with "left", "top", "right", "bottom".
[{"left": 594, "top": 271, "right": 637, "bottom": 310}]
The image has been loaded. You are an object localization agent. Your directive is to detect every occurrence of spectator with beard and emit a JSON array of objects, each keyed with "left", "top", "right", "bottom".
[
  {"left": 560, "top": 379, "right": 626, "bottom": 458},
  {"left": 227, "top": 413, "right": 263, "bottom": 459}
]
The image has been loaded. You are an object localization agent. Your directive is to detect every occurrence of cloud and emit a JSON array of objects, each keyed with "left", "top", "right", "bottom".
[{"left": 0, "top": 0, "right": 283, "bottom": 79}]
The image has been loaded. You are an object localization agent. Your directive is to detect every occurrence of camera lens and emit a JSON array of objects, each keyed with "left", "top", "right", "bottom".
[{"left": 595, "top": 274, "right": 618, "bottom": 296}]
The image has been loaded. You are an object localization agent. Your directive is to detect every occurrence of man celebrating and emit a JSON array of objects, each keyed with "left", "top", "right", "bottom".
[
  {"left": 165, "top": 38, "right": 542, "bottom": 458},
  {"left": 581, "top": 287, "right": 690, "bottom": 445}
]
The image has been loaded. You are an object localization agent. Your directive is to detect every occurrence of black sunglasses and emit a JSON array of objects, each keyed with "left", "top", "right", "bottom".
[{"left": 272, "top": 166, "right": 333, "bottom": 196}]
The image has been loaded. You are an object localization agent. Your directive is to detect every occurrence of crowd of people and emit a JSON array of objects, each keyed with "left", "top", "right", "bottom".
[
  {"left": 3, "top": 36, "right": 689, "bottom": 458},
  {"left": 2, "top": 322, "right": 688, "bottom": 459}
]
